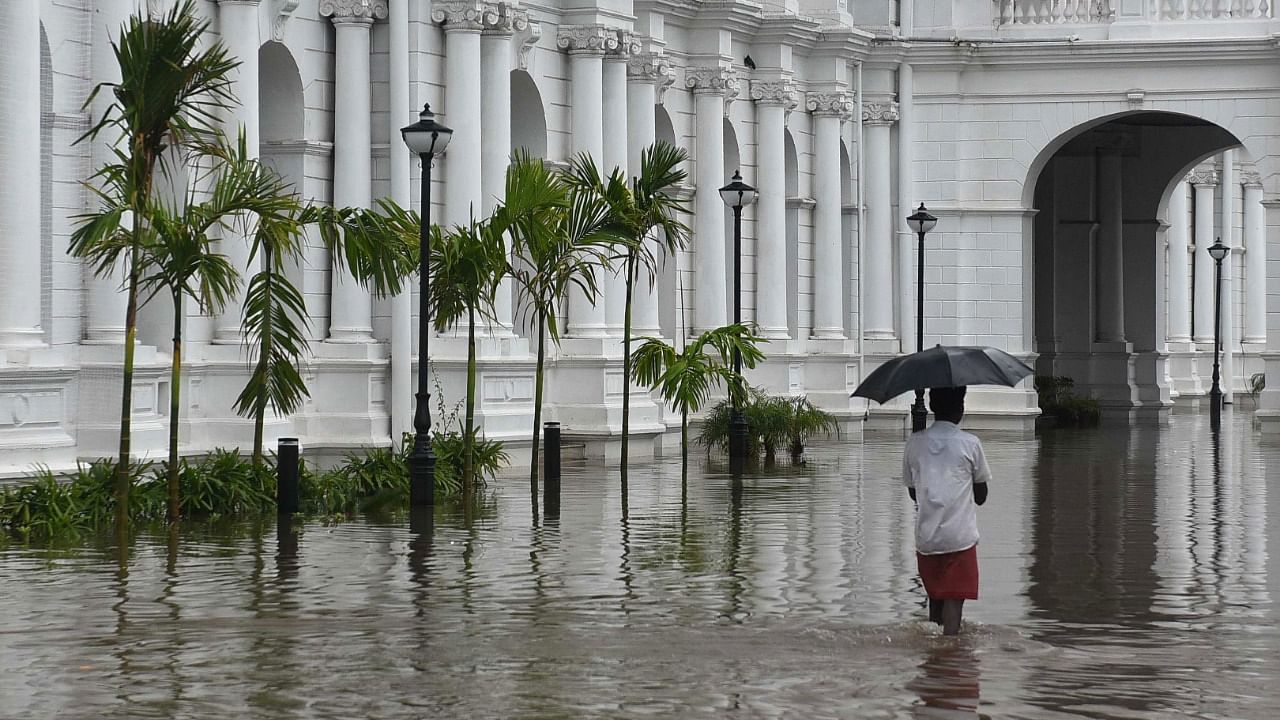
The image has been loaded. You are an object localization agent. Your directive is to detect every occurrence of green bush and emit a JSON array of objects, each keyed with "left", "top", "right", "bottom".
[
  {"left": 0, "top": 429, "right": 507, "bottom": 539},
  {"left": 1034, "top": 375, "right": 1100, "bottom": 428},
  {"left": 699, "top": 388, "right": 837, "bottom": 465}
]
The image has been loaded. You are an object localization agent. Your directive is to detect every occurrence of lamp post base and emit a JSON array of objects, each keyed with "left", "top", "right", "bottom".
[
  {"left": 728, "top": 410, "right": 749, "bottom": 476},
  {"left": 409, "top": 438, "right": 436, "bottom": 507},
  {"left": 1209, "top": 387, "right": 1223, "bottom": 431},
  {"left": 911, "top": 390, "right": 928, "bottom": 433}
]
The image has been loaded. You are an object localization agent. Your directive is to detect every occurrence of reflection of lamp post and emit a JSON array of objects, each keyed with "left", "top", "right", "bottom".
[
  {"left": 1208, "top": 238, "right": 1229, "bottom": 431},
  {"left": 400, "top": 103, "right": 453, "bottom": 507},
  {"left": 906, "top": 203, "right": 938, "bottom": 433},
  {"left": 719, "top": 170, "right": 757, "bottom": 474}
]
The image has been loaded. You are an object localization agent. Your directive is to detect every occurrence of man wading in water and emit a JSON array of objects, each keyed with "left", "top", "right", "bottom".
[{"left": 902, "top": 386, "right": 990, "bottom": 636}]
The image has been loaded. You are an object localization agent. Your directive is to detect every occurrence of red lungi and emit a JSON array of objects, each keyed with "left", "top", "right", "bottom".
[{"left": 917, "top": 545, "right": 979, "bottom": 600}]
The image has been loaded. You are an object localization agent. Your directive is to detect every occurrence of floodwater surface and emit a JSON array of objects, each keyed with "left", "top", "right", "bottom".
[{"left": 2, "top": 408, "right": 1279, "bottom": 718}]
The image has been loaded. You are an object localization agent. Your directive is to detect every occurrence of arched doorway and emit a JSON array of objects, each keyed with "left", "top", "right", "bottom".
[
  {"left": 1030, "top": 111, "right": 1241, "bottom": 420},
  {"left": 654, "top": 106, "right": 683, "bottom": 340},
  {"left": 723, "top": 118, "right": 742, "bottom": 326},
  {"left": 784, "top": 129, "right": 799, "bottom": 338},
  {"left": 510, "top": 70, "right": 547, "bottom": 158}
]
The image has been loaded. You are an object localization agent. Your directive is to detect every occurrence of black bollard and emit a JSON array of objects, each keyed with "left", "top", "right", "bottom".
[
  {"left": 543, "top": 422, "right": 561, "bottom": 511},
  {"left": 277, "top": 437, "right": 300, "bottom": 514}
]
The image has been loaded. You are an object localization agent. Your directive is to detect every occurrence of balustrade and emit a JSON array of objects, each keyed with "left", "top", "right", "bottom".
[{"left": 994, "top": 0, "right": 1269, "bottom": 25}]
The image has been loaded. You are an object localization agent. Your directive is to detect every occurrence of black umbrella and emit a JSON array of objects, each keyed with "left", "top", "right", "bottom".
[{"left": 851, "top": 345, "right": 1034, "bottom": 404}]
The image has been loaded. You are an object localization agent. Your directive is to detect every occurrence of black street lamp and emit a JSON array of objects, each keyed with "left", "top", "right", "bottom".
[
  {"left": 400, "top": 103, "right": 453, "bottom": 506},
  {"left": 719, "top": 170, "right": 756, "bottom": 475},
  {"left": 906, "top": 202, "right": 938, "bottom": 433},
  {"left": 1208, "top": 237, "right": 1229, "bottom": 431}
]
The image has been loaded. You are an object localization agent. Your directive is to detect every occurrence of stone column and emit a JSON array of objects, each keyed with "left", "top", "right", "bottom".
[
  {"left": 861, "top": 102, "right": 898, "bottom": 344},
  {"left": 686, "top": 66, "right": 736, "bottom": 334},
  {"left": 480, "top": 3, "right": 523, "bottom": 335},
  {"left": 1191, "top": 167, "right": 1218, "bottom": 344},
  {"left": 84, "top": 0, "right": 137, "bottom": 344},
  {"left": 1220, "top": 152, "right": 1236, "bottom": 402},
  {"left": 1095, "top": 149, "right": 1125, "bottom": 343},
  {"left": 0, "top": 0, "right": 44, "bottom": 347},
  {"left": 602, "top": 33, "right": 637, "bottom": 336},
  {"left": 213, "top": 0, "right": 262, "bottom": 343},
  {"left": 1166, "top": 179, "right": 1192, "bottom": 344},
  {"left": 626, "top": 52, "right": 671, "bottom": 336},
  {"left": 323, "top": 0, "right": 385, "bottom": 342},
  {"left": 751, "top": 81, "right": 797, "bottom": 340},
  {"left": 808, "top": 91, "right": 853, "bottom": 340},
  {"left": 388, "top": 0, "right": 413, "bottom": 439},
  {"left": 559, "top": 25, "right": 615, "bottom": 337},
  {"left": 432, "top": 1, "right": 489, "bottom": 227},
  {"left": 1243, "top": 170, "right": 1266, "bottom": 345}
]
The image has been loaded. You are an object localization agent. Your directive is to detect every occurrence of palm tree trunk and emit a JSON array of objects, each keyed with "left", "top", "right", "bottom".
[
  {"left": 253, "top": 255, "right": 273, "bottom": 466},
  {"left": 167, "top": 293, "right": 183, "bottom": 523},
  {"left": 530, "top": 313, "right": 546, "bottom": 492},
  {"left": 464, "top": 304, "right": 477, "bottom": 493},
  {"left": 681, "top": 409, "right": 689, "bottom": 486},
  {"left": 115, "top": 247, "right": 140, "bottom": 530},
  {"left": 621, "top": 253, "right": 634, "bottom": 484}
]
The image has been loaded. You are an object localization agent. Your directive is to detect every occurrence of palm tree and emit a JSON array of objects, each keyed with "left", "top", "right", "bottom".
[
  {"left": 562, "top": 142, "right": 690, "bottom": 480},
  {"left": 630, "top": 324, "right": 766, "bottom": 483},
  {"left": 71, "top": 0, "right": 237, "bottom": 526},
  {"left": 500, "top": 151, "right": 616, "bottom": 491},
  {"left": 425, "top": 217, "right": 507, "bottom": 493},
  {"left": 234, "top": 200, "right": 418, "bottom": 466}
]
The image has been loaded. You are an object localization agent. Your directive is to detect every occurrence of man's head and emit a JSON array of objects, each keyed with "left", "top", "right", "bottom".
[{"left": 929, "top": 386, "right": 967, "bottom": 424}]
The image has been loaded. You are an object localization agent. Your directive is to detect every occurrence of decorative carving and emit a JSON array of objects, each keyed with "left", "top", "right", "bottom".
[
  {"left": 1242, "top": 168, "right": 1264, "bottom": 188},
  {"left": 806, "top": 91, "right": 854, "bottom": 119},
  {"left": 271, "top": 0, "right": 299, "bottom": 42},
  {"left": 1126, "top": 88, "right": 1145, "bottom": 108},
  {"left": 482, "top": 2, "right": 527, "bottom": 36},
  {"left": 861, "top": 101, "right": 900, "bottom": 125},
  {"left": 430, "top": 0, "right": 500, "bottom": 31},
  {"left": 516, "top": 17, "right": 542, "bottom": 70},
  {"left": 606, "top": 30, "right": 643, "bottom": 60},
  {"left": 685, "top": 66, "right": 738, "bottom": 96},
  {"left": 627, "top": 52, "right": 670, "bottom": 84},
  {"left": 319, "top": 0, "right": 387, "bottom": 22},
  {"left": 556, "top": 24, "right": 618, "bottom": 55},
  {"left": 751, "top": 80, "right": 800, "bottom": 112},
  {"left": 1187, "top": 167, "right": 1219, "bottom": 187}
]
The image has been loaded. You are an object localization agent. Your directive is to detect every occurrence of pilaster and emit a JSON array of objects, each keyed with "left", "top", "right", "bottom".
[
  {"left": 861, "top": 101, "right": 898, "bottom": 348},
  {"left": 807, "top": 91, "right": 853, "bottom": 341},
  {"left": 686, "top": 65, "right": 737, "bottom": 334},
  {"left": 751, "top": 79, "right": 799, "bottom": 340}
]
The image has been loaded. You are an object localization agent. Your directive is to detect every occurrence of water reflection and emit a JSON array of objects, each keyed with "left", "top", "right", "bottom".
[
  {"left": 1, "top": 411, "right": 1279, "bottom": 717},
  {"left": 907, "top": 643, "right": 984, "bottom": 718}
]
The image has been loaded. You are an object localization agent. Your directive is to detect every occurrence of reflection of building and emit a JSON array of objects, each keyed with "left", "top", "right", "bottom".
[{"left": 4, "top": 1, "right": 1280, "bottom": 473}]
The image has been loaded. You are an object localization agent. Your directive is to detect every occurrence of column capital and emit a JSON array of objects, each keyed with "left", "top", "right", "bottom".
[
  {"left": 431, "top": 1, "right": 501, "bottom": 32},
  {"left": 605, "top": 30, "right": 643, "bottom": 60},
  {"left": 807, "top": 91, "right": 854, "bottom": 120},
  {"left": 319, "top": 0, "right": 387, "bottom": 23},
  {"left": 862, "top": 101, "right": 899, "bottom": 125},
  {"left": 481, "top": 3, "right": 530, "bottom": 37},
  {"left": 1242, "top": 168, "right": 1264, "bottom": 188},
  {"left": 685, "top": 66, "right": 738, "bottom": 96},
  {"left": 556, "top": 24, "right": 618, "bottom": 56},
  {"left": 1187, "top": 167, "right": 1219, "bottom": 187},
  {"left": 750, "top": 80, "right": 799, "bottom": 112}
]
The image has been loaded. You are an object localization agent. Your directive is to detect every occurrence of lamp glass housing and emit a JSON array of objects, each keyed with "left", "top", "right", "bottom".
[
  {"left": 719, "top": 170, "right": 757, "bottom": 209},
  {"left": 906, "top": 203, "right": 938, "bottom": 234},
  {"left": 1208, "top": 240, "right": 1230, "bottom": 262},
  {"left": 401, "top": 103, "right": 454, "bottom": 156}
]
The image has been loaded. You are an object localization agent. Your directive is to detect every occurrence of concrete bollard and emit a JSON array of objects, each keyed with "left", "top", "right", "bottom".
[
  {"left": 543, "top": 422, "right": 561, "bottom": 510},
  {"left": 277, "top": 437, "right": 300, "bottom": 514}
]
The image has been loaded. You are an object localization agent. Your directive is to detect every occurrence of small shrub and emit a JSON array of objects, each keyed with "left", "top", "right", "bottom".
[
  {"left": 1035, "top": 375, "right": 1100, "bottom": 428},
  {"left": 698, "top": 388, "right": 837, "bottom": 465}
]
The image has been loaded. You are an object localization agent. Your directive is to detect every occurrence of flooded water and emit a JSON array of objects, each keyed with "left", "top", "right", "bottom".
[{"left": 2, "top": 408, "right": 1279, "bottom": 718}]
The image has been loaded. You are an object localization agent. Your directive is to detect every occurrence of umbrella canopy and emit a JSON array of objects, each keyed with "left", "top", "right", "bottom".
[{"left": 851, "top": 345, "right": 1034, "bottom": 404}]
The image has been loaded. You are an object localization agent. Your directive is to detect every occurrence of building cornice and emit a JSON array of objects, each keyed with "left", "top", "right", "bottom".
[{"left": 901, "top": 36, "right": 1280, "bottom": 69}]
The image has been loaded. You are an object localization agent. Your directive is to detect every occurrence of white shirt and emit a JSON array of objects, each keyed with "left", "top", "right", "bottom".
[{"left": 901, "top": 421, "right": 992, "bottom": 555}]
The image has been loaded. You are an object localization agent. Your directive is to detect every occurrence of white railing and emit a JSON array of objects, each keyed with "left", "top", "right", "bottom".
[
  {"left": 994, "top": 0, "right": 1114, "bottom": 25},
  {"left": 994, "top": 0, "right": 1271, "bottom": 25}
]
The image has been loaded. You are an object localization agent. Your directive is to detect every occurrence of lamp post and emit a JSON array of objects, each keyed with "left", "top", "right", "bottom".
[
  {"left": 1208, "top": 237, "right": 1229, "bottom": 431},
  {"left": 400, "top": 103, "right": 453, "bottom": 506},
  {"left": 906, "top": 203, "right": 938, "bottom": 433},
  {"left": 719, "top": 170, "right": 757, "bottom": 475}
]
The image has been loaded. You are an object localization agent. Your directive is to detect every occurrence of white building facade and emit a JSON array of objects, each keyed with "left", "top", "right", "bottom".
[{"left": 4, "top": 0, "right": 1280, "bottom": 475}]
